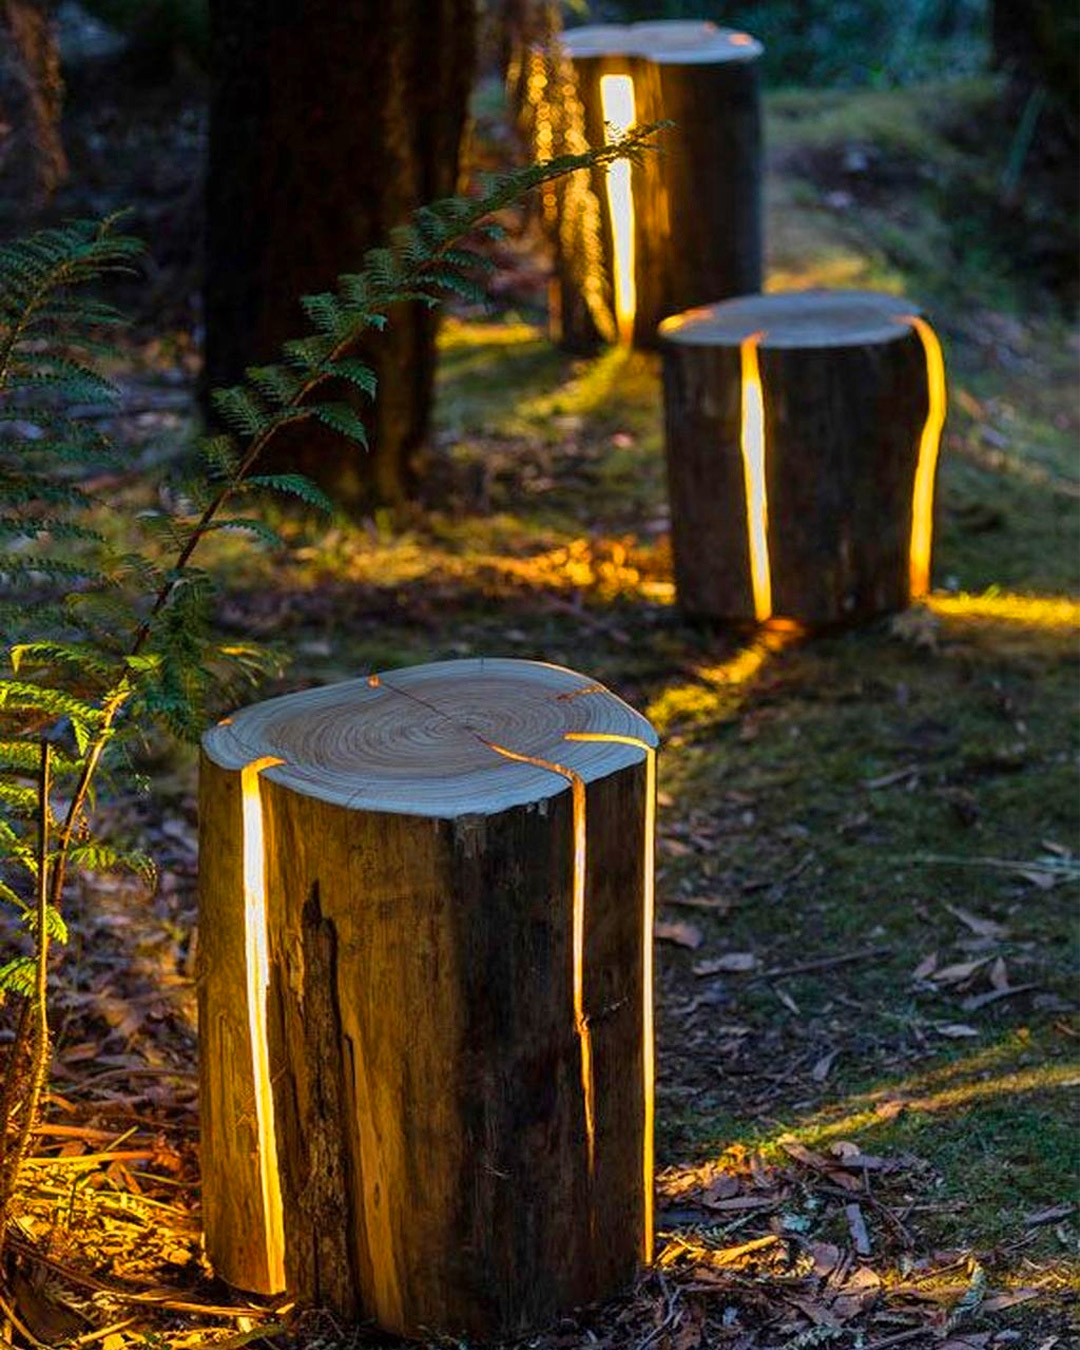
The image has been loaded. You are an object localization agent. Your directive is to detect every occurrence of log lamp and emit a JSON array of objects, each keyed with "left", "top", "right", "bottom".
[
  {"left": 659, "top": 289, "right": 947, "bottom": 625},
  {"left": 198, "top": 659, "right": 658, "bottom": 1339},
  {"left": 551, "top": 20, "right": 763, "bottom": 349}
]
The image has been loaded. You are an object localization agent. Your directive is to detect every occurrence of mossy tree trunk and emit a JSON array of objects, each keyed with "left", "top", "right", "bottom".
[{"left": 204, "top": 0, "right": 476, "bottom": 510}]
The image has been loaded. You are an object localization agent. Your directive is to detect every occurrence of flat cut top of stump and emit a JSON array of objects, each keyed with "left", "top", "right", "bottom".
[
  {"left": 203, "top": 658, "right": 658, "bottom": 819},
  {"left": 560, "top": 21, "right": 763, "bottom": 63},
  {"left": 659, "top": 289, "right": 922, "bottom": 350}
]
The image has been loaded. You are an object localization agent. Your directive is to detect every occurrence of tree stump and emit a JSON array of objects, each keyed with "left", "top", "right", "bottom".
[
  {"left": 659, "top": 290, "right": 947, "bottom": 625},
  {"left": 552, "top": 20, "right": 763, "bottom": 350},
  {"left": 198, "top": 658, "right": 659, "bottom": 1339}
]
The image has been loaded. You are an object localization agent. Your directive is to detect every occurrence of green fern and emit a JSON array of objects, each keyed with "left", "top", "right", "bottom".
[{"left": 0, "top": 127, "right": 662, "bottom": 1223}]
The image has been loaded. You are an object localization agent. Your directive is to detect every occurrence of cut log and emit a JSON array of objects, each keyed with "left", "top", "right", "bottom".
[
  {"left": 659, "top": 289, "right": 947, "bottom": 625},
  {"left": 552, "top": 20, "right": 763, "bottom": 349},
  {"left": 198, "top": 658, "right": 658, "bottom": 1339}
]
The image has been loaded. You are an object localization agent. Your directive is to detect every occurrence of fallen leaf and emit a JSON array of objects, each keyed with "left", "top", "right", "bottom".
[
  {"left": 812, "top": 1048, "right": 840, "bottom": 1082},
  {"left": 693, "top": 952, "right": 757, "bottom": 975},
  {"left": 809, "top": 1241, "right": 842, "bottom": 1277},
  {"left": 701, "top": 1174, "right": 741, "bottom": 1205},
  {"left": 981, "top": 1289, "right": 1040, "bottom": 1311},
  {"left": 989, "top": 956, "right": 1009, "bottom": 991},
  {"left": 655, "top": 920, "right": 703, "bottom": 949},
  {"left": 864, "top": 764, "right": 920, "bottom": 790},
  {"left": 831, "top": 1266, "right": 881, "bottom": 1320},
  {"left": 665, "top": 894, "right": 732, "bottom": 913},
  {"left": 935, "top": 1023, "right": 981, "bottom": 1038},
  {"left": 945, "top": 904, "right": 1008, "bottom": 938},
  {"left": 829, "top": 1142, "right": 889, "bottom": 1170},
  {"left": 962, "top": 983, "right": 1038, "bottom": 1012},
  {"left": 704, "top": 1195, "right": 778, "bottom": 1212},
  {"left": 912, "top": 951, "right": 938, "bottom": 980},
  {"left": 932, "top": 958, "right": 988, "bottom": 986},
  {"left": 785, "top": 1294, "right": 841, "bottom": 1328},
  {"left": 774, "top": 986, "right": 801, "bottom": 1014},
  {"left": 780, "top": 1139, "right": 832, "bottom": 1170}
]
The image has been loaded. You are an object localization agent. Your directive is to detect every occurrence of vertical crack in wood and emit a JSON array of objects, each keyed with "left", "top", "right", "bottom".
[
  {"left": 482, "top": 741, "right": 595, "bottom": 1187},
  {"left": 901, "top": 315, "right": 947, "bottom": 599},
  {"left": 565, "top": 733, "right": 655, "bottom": 1262},
  {"left": 294, "top": 883, "right": 365, "bottom": 1319},
  {"left": 739, "top": 329, "right": 773, "bottom": 622},
  {"left": 239, "top": 755, "right": 287, "bottom": 1293},
  {"left": 599, "top": 74, "right": 637, "bottom": 345}
]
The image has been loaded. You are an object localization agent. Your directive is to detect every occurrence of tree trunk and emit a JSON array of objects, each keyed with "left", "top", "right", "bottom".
[
  {"left": 198, "top": 658, "right": 658, "bottom": 1339},
  {"left": 204, "top": 0, "right": 475, "bottom": 510},
  {"left": 660, "top": 290, "right": 946, "bottom": 626},
  {"left": 0, "top": 0, "right": 66, "bottom": 205},
  {"left": 551, "top": 21, "right": 762, "bottom": 350}
]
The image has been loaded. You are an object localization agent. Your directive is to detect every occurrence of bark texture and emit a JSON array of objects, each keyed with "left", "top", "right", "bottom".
[
  {"left": 204, "top": 0, "right": 475, "bottom": 509},
  {"left": 551, "top": 21, "right": 762, "bottom": 350},
  {"left": 660, "top": 290, "right": 940, "bottom": 625},
  {"left": 198, "top": 659, "right": 658, "bottom": 1339},
  {"left": 0, "top": 0, "right": 66, "bottom": 203}
]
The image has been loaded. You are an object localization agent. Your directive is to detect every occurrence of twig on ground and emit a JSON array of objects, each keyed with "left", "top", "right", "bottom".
[
  {"left": 752, "top": 947, "right": 893, "bottom": 982},
  {"left": 636, "top": 1272, "right": 682, "bottom": 1349}
]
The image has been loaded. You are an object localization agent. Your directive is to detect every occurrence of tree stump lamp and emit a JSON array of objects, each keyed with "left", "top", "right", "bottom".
[
  {"left": 659, "top": 290, "right": 947, "bottom": 625},
  {"left": 198, "top": 658, "right": 659, "bottom": 1339},
  {"left": 552, "top": 20, "right": 763, "bottom": 350}
]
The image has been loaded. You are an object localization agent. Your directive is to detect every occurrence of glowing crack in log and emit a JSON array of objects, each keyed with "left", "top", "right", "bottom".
[
  {"left": 739, "top": 330, "right": 772, "bottom": 621},
  {"left": 240, "top": 754, "right": 286, "bottom": 1292},
  {"left": 483, "top": 740, "right": 595, "bottom": 1179},
  {"left": 565, "top": 731, "right": 655, "bottom": 1262},
  {"left": 599, "top": 74, "right": 637, "bottom": 344},
  {"left": 902, "top": 315, "right": 947, "bottom": 598}
]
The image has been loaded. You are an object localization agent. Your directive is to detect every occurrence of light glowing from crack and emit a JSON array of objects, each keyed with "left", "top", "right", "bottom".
[
  {"left": 903, "top": 315, "right": 947, "bottom": 598},
  {"left": 240, "top": 755, "right": 286, "bottom": 1293},
  {"left": 566, "top": 732, "right": 656, "bottom": 1261},
  {"left": 485, "top": 741, "right": 594, "bottom": 1177},
  {"left": 599, "top": 74, "right": 637, "bottom": 345},
  {"left": 739, "top": 331, "right": 772, "bottom": 621}
]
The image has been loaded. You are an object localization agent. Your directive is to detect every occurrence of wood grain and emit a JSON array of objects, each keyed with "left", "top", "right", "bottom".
[
  {"left": 198, "top": 659, "right": 658, "bottom": 1338},
  {"left": 660, "top": 290, "right": 940, "bottom": 624},
  {"left": 554, "top": 20, "right": 763, "bottom": 349}
]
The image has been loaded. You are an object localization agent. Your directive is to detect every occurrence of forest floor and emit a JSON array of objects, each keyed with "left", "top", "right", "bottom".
[{"left": 4, "top": 59, "right": 1078, "bottom": 1350}]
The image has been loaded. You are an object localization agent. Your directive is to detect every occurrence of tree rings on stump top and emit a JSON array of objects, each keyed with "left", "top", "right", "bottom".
[
  {"left": 659, "top": 288, "right": 919, "bottom": 349},
  {"left": 204, "top": 657, "right": 656, "bottom": 816},
  {"left": 198, "top": 659, "right": 659, "bottom": 1339},
  {"left": 560, "top": 21, "right": 763, "bottom": 63},
  {"left": 659, "top": 289, "right": 947, "bottom": 626},
  {"left": 547, "top": 19, "right": 763, "bottom": 350}
]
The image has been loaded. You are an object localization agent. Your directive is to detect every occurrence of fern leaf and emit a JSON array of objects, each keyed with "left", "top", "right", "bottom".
[{"left": 245, "top": 474, "right": 335, "bottom": 513}]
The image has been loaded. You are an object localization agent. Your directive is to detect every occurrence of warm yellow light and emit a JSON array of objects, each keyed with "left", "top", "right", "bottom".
[
  {"left": 599, "top": 74, "right": 637, "bottom": 345},
  {"left": 566, "top": 732, "right": 655, "bottom": 1262},
  {"left": 903, "top": 315, "right": 947, "bottom": 598},
  {"left": 485, "top": 741, "right": 595, "bottom": 1178},
  {"left": 927, "top": 591, "right": 1079, "bottom": 629},
  {"left": 739, "top": 331, "right": 772, "bottom": 622},
  {"left": 240, "top": 755, "right": 286, "bottom": 1293}
]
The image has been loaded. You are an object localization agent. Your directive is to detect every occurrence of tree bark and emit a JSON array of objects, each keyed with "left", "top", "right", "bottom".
[
  {"left": 660, "top": 290, "right": 943, "bottom": 626},
  {"left": 551, "top": 21, "right": 762, "bottom": 350},
  {"left": 198, "top": 658, "right": 658, "bottom": 1339},
  {"left": 204, "top": 0, "right": 475, "bottom": 510},
  {"left": 0, "top": 0, "right": 66, "bottom": 204}
]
